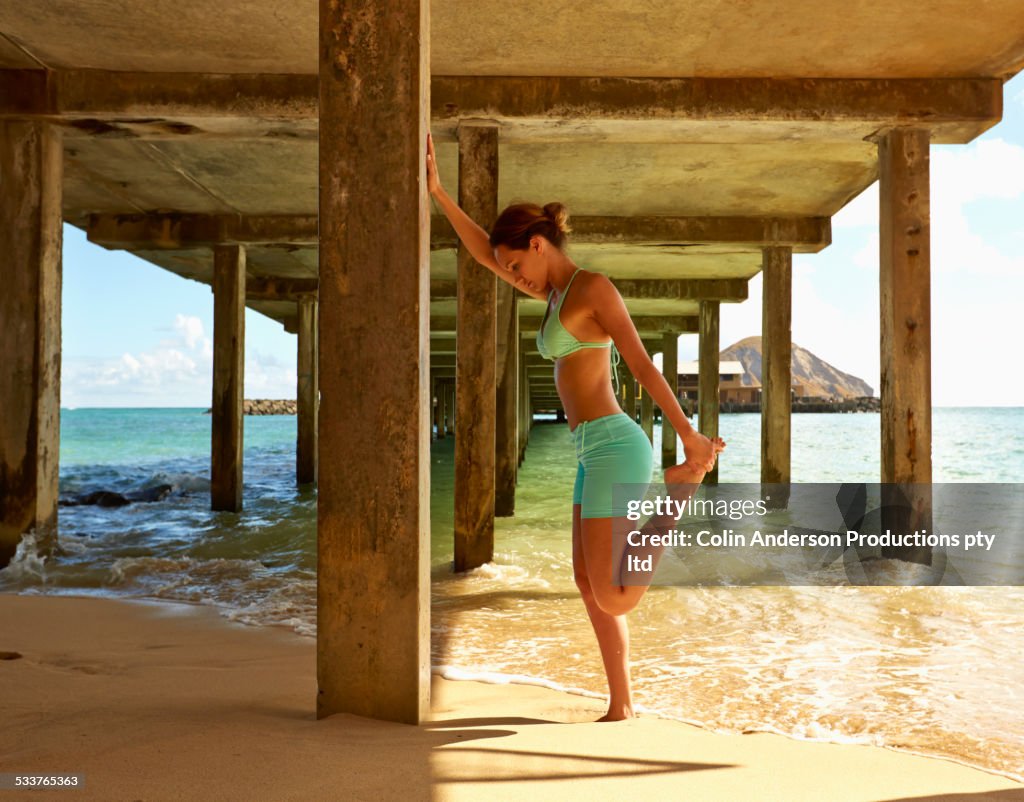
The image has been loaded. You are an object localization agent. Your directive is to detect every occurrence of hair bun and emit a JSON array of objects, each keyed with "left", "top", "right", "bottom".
[{"left": 543, "top": 202, "right": 572, "bottom": 235}]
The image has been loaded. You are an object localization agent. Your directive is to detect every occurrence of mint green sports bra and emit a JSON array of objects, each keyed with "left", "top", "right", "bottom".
[{"left": 536, "top": 267, "right": 621, "bottom": 394}]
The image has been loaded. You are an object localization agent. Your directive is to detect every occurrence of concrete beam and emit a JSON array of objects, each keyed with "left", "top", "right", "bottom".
[
  {"left": 245, "top": 277, "right": 318, "bottom": 302},
  {"left": 431, "top": 215, "right": 830, "bottom": 250},
  {"left": 431, "top": 76, "right": 1002, "bottom": 141},
  {"left": 87, "top": 213, "right": 318, "bottom": 248},
  {"left": 431, "top": 277, "right": 750, "bottom": 302},
  {"left": 2, "top": 71, "right": 999, "bottom": 144},
  {"left": 435, "top": 315, "right": 698, "bottom": 333},
  {"left": 87, "top": 212, "right": 824, "bottom": 256},
  {"left": 0, "top": 69, "right": 318, "bottom": 120}
]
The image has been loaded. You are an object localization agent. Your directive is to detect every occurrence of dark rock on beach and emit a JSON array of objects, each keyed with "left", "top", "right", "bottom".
[{"left": 59, "top": 483, "right": 175, "bottom": 508}]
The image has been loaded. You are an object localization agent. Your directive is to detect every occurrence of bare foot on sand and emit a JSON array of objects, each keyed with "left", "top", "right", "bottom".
[{"left": 596, "top": 706, "right": 635, "bottom": 722}]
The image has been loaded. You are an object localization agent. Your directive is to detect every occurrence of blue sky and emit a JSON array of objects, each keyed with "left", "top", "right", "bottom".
[{"left": 62, "top": 74, "right": 1024, "bottom": 407}]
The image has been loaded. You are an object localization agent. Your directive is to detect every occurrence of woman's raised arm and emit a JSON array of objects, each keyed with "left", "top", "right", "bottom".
[{"left": 426, "top": 133, "right": 548, "bottom": 302}]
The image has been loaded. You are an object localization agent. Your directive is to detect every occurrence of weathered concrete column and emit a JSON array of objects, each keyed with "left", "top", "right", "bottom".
[
  {"left": 454, "top": 122, "right": 498, "bottom": 570},
  {"left": 431, "top": 378, "right": 442, "bottom": 439},
  {"left": 761, "top": 247, "right": 792, "bottom": 487},
  {"left": 495, "top": 287, "right": 518, "bottom": 517},
  {"left": 296, "top": 296, "right": 318, "bottom": 486},
  {"left": 879, "top": 128, "right": 933, "bottom": 561},
  {"left": 623, "top": 369, "right": 637, "bottom": 421},
  {"left": 519, "top": 342, "right": 532, "bottom": 467},
  {"left": 318, "top": 0, "right": 431, "bottom": 724},
  {"left": 660, "top": 332, "right": 678, "bottom": 466},
  {"left": 640, "top": 387, "right": 654, "bottom": 444},
  {"left": 436, "top": 379, "right": 447, "bottom": 439},
  {"left": 0, "top": 121, "right": 62, "bottom": 569},
  {"left": 446, "top": 381, "right": 455, "bottom": 437},
  {"left": 211, "top": 244, "right": 245, "bottom": 511},
  {"left": 699, "top": 302, "right": 721, "bottom": 484},
  {"left": 879, "top": 128, "right": 932, "bottom": 486}
]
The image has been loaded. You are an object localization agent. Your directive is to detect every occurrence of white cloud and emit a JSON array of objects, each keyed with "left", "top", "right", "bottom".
[
  {"left": 175, "top": 313, "right": 206, "bottom": 350},
  {"left": 832, "top": 182, "right": 878, "bottom": 230},
  {"left": 62, "top": 313, "right": 297, "bottom": 407}
]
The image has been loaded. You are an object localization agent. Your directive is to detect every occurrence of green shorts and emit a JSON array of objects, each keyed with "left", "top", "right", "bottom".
[{"left": 572, "top": 412, "right": 654, "bottom": 519}]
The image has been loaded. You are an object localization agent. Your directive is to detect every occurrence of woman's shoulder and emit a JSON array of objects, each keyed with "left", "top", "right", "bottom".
[{"left": 576, "top": 268, "right": 616, "bottom": 297}]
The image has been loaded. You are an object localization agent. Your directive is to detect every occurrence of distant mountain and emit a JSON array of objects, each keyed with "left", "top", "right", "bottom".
[{"left": 721, "top": 336, "right": 874, "bottom": 399}]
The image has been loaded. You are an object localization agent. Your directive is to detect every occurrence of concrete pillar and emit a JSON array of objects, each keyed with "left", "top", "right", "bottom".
[
  {"left": 0, "top": 121, "right": 62, "bottom": 569},
  {"left": 454, "top": 122, "right": 498, "bottom": 571},
  {"left": 879, "top": 128, "right": 932, "bottom": 486},
  {"left": 623, "top": 369, "right": 637, "bottom": 421},
  {"left": 211, "top": 244, "right": 245, "bottom": 511},
  {"left": 444, "top": 383, "right": 452, "bottom": 438},
  {"left": 699, "top": 301, "right": 721, "bottom": 484},
  {"left": 660, "top": 333, "right": 678, "bottom": 466},
  {"left": 296, "top": 296, "right": 318, "bottom": 486},
  {"left": 518, "top": 343, "right": 531, "bottom": 467},
  {"left": 436, "top": 379, "right": 447, "bottom": 439},
  {"left": 432, "top": 377, "right": 442, "bottom": 440},
  {"left": 640, "top": 387, "right": 654, "bottom": 444},
  {"left": 495, "top": 287, "right": 518, "bottom": 517},
  {"left": 761, "top": 246, "right": 792, "bottom": 487},
  {"left": 879, "top": 128, "right": 933, "bottom": 560},
  {"left": 318, "top": 0, "right": 431, "bottom": 724}
]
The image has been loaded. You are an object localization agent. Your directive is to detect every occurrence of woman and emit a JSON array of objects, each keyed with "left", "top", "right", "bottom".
[{"left": 426, "top": 132, "right": 725, "bottom": 721}]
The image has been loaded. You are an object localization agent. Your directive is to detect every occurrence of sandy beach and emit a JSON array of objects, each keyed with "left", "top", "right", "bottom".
[{"left": 1, "top": 593, "right": 1021, "bottom": 802}]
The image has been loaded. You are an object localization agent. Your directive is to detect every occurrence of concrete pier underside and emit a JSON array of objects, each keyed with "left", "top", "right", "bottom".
[{"left": 2, "top": 0, "right": 1022, "bottom": 721}]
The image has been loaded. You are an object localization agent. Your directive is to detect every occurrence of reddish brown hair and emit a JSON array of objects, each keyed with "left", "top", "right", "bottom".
[{"left": 489, "top": 202, "right": 572, "bottom": 251}]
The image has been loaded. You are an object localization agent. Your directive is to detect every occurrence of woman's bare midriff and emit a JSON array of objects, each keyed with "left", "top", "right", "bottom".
[{"left": 555, "top": 348, "right": 623, "bottom": 432}]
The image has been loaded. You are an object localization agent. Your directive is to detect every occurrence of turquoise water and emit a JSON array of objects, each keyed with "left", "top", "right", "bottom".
[{"left": 2, "top": 406, "right": 1023, "bottom": 781}]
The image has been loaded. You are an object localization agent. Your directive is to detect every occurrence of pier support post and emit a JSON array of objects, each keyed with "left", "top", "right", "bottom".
[
  {"left": 699, "top": 301, "right": 721, "bottom": 484},
  {"left": 296, "top": 296, "right": 318, "bottom": 486},
  {"left": 660, "top": 333, "right": 678, "bottom": 466},
  {"left": 761, "top": 246, "right": 793, "bottom": 491},
  {"left": 446, "top": 381, "right": 455, "bottom": 438},
  {"left": 495, "top": 287, "right": 518, "bottom": 516},
  {"left": 879, "top": 128, "right": 933, "bottom": 560},
  {"left": 640, "top": 388, "right": 654, "bottom": 444},
  {"left": 640, "top": 346, "right": 654, "bottom": 443},
  {"left": 623, "top": 368, "right": 637, "bottom": 421},
  {"left": 517, "top": 342, "right": 527, "bottom": 466},
  {"left": 432, "top": 378, "right": 442, "bottom": 440},
  {"left": 317, "top": 0, "right": 431, "bottom": 724},
  {"left": 211, "top": 244, "right": 245, "bottom": 511},
  {"left": 437, "top": 379, "right": 447, "bottom": 439},
  {"left": 454, "top": 122, "right": 498, "bottom": 570},
  {"left": 0, "top": 121, "right": 62, "bottom": 569}
]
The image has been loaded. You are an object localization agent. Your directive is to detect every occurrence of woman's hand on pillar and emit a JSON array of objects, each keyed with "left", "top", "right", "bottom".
[{"left": 426, "top": 133, "right": 442, "bottom": 195}]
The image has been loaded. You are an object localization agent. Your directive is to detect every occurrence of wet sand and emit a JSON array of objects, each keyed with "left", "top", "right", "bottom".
[{"left": 1, "top": 593, "right": 1021, "bottom": 801}]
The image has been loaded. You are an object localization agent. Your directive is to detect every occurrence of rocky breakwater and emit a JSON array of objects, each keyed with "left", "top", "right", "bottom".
[{"left": 203, "top": 399, "right": 297, "bottom": 415}]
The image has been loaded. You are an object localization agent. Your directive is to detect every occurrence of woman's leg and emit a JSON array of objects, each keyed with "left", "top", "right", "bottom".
[
  {"left": 581, "top": 454, "right": 708, "bottom": 618},
  {"left": 572, "top": 499, "right": 635, "bottom": 721}
]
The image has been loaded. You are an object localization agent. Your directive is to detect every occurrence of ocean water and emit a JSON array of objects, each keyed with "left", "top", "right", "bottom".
[{"left": 2, "top": 406, "right": 1023, "bottom": 782}]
